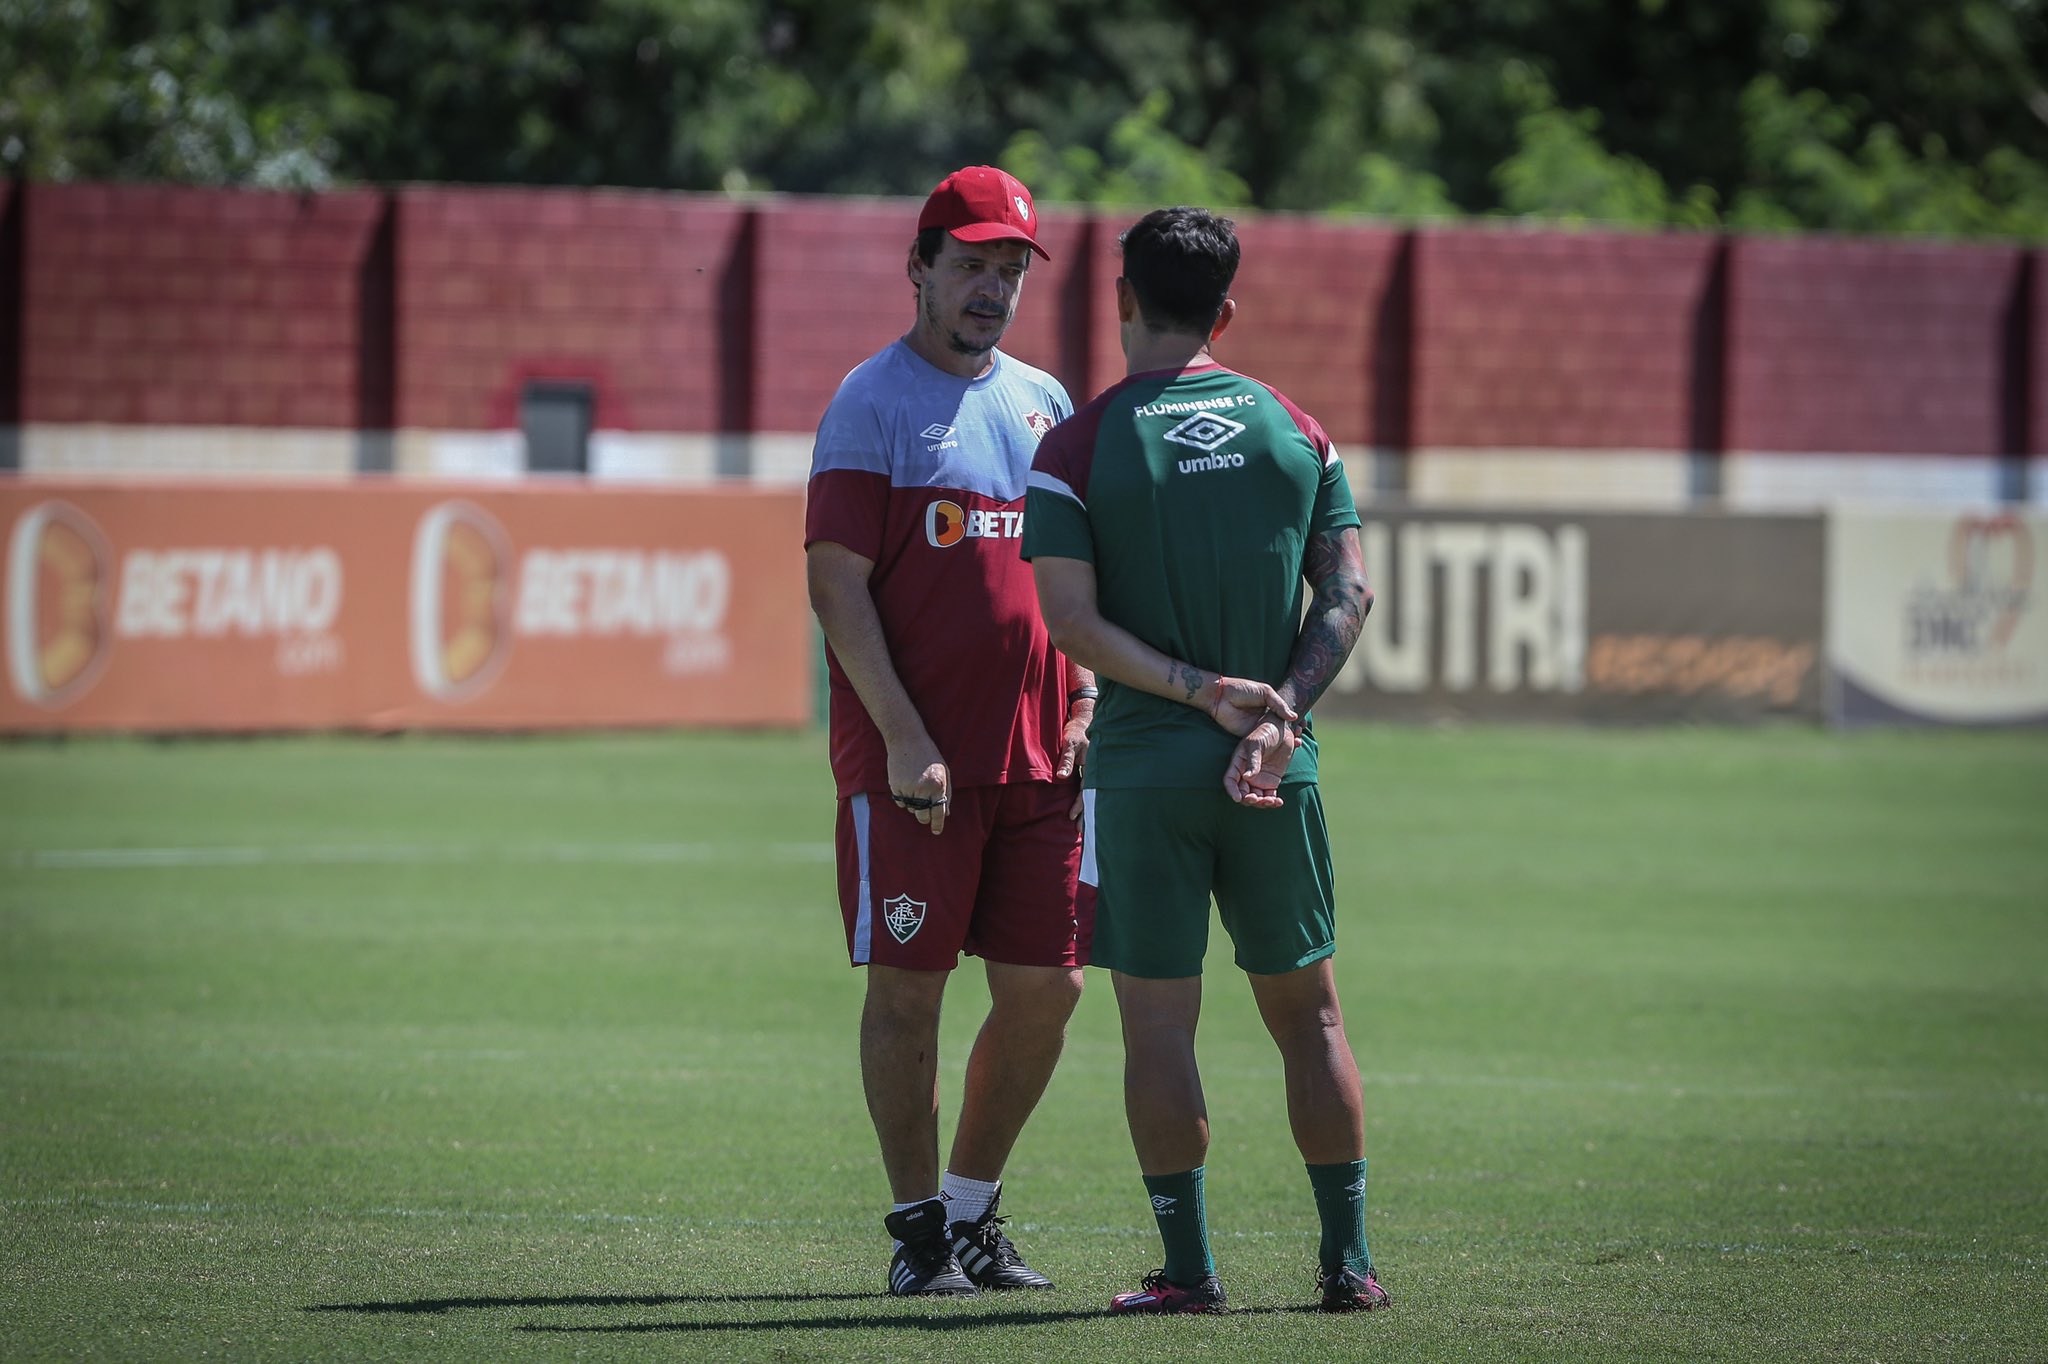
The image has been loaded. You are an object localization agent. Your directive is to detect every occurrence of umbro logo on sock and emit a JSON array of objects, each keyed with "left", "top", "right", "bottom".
[
  {"left": 1343, "top": 1179, "right": 1367, "bottom": 1194},
  {"left": 1150, "top": 1195, "right": 1177, "bottom": 1213}
]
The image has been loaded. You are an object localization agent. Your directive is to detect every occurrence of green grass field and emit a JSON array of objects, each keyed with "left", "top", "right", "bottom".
[{"left": 2, "top": 724, "right": 2044, "bottom": 1363}]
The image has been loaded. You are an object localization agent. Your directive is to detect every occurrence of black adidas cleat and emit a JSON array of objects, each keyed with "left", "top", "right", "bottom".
[
  {"left": 949, "top": 1190, "right": 1053, "bottom": 1290},
  {"left": 1317, "top": 1265, "right": 1391, "bottom": 1312},
  {"left": 883, "top": 1198, "right": 977, "bottom": 1297}
]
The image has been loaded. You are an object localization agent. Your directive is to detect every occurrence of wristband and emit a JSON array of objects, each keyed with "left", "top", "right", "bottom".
[{"left": 1069, "top": 686, "right": 1099, "bottom": 703}]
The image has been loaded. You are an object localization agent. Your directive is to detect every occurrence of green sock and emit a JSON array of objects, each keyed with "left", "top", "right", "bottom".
[
  {"left": 1141, "top": 1167, "right": 1215, "bottom": 1285},
  {"left": 1307, "top": 1158, "right": 1372, "bottom": 1275}
]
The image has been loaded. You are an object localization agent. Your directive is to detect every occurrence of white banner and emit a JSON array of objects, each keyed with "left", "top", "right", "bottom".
[{"left": 1827, "top": 508, "right": 2048, "bottom": 725}]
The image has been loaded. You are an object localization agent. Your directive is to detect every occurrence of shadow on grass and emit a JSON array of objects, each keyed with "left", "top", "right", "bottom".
[
  {"left": 518, "top": 1305, "right": 1114, "bottom": 1334},
  {"left": 304, "top": 1291, "right": 873, "bottom": 1314},
  {"left": 308, "top": 1293, "right": 1331, "bottom": 1332},
  {"left": 519, "top": 1302, "right": 1341, "bottom": 1333}
]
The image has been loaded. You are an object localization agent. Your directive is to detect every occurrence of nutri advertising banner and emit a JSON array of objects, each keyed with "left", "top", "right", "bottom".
[
  {"left": 0, "top": 481, "right": 809, "bottom": 732},
  {"left": 1827, "top": 508, "right": 2048, "bottom": 727},
  {"left": 1317, "top": 508, "right": 1827, "bottom": 723}
]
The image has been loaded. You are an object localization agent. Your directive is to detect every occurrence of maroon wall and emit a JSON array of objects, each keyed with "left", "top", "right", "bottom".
[
  {"left": 0, "top": 181, "right": 19, "bottom": 431},
  {"left": 1222, "top": 218, "right": 1409, "bottom": 448},
  {"left": 23, "top": 183, "right": 383, "bottom": 428},
  {"left": 10, "top": 181, "right": 2041, "bottom": 466},
  {"left": 395, "top": 186, "right": 752, "bottom": 432},
  {"left": 748, "top": 200, "right": 919, "bottom": 434},
  {"left": 2031, "top": 250, "right": 2048, "bottom": 459},
  {"left": 1412, "top": 227, "right": 1724, "bottom": 452},
  {"left": 1727, "top": 236, "right": 2025, "bottom": 457}
]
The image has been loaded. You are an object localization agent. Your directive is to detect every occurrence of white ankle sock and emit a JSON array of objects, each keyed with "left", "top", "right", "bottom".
[{"left": 940, "top": 1173, "right": 1001, "bottom": 1227}]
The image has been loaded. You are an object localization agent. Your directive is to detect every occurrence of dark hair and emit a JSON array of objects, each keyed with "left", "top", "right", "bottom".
[
  {"left": 1118, "top": 207, "right": 1239, "bottom": 335},
  {"left": 914, "top": 226, "right": 946, "bottom": 267}
]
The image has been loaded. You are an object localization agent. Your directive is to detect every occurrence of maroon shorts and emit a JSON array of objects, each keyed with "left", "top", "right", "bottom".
[{"left": 835, "top": 781, "right": 1093, "bottom": 970}]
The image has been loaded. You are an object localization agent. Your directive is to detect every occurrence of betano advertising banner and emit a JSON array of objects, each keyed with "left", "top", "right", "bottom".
[
  {"left": 1827, "top": 508, "right": 2048, "bottom": 726},
  {"left": 1318, "top": 509, "right": 1826, "bottom": 723},
  {"left": 1, "top": 482, "right": 809, "bottom": 732}
]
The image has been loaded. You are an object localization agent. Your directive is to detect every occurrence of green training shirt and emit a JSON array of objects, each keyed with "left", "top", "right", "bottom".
[{"left": 1021, "top": 363, "right": 1360, "bottom": 790}]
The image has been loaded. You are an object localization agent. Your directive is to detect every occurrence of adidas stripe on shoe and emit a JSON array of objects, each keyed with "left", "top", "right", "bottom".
[{"left": 948, "top": 1189, "right": 1052, "bottom": 1290}]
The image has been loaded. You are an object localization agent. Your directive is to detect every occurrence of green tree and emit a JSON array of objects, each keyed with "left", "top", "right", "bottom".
[
  {"left": 999, "top": 91, "right": 1250, "bottom": 209},
  {"left": 1492, "top": 70, "right": 1717, "bottom": 228},
  {"left": 0, "top": 0, "right": 376, "bottom": 186},
  {"left": 5, "top": 0, "right": 2045, "bottom": 241},
  {"left": 1731, "top": 74, "right": 2048, "bottom": 238}
]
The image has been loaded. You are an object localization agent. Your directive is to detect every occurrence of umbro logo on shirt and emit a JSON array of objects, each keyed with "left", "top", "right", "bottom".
[
  {"left": 1162, "top": 411, "right": 1247, "bottom": 452},
  {"left": 921, "top": 422, "right": 960, "bottom": 453},
  {"left": 1164, "top": 411, "right": 1249, "bottom": 474}
]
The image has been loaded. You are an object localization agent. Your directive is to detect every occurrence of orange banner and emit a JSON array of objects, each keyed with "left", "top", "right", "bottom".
[{"left": 1, "top": 481, "right": 811, "bottom": 732}]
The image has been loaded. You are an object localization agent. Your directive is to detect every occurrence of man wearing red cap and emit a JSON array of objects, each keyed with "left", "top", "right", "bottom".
[{"left": 805, "top": 166, "right": 1094, "bottom": 1297}]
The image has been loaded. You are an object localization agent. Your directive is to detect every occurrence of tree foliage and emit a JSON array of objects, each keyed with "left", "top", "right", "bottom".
[
  {"left": 4, "top": 0, "right": 2045, "bottom": 238},
  {"left": 0, "top": 0, "right": 377, "bottom": 186}
]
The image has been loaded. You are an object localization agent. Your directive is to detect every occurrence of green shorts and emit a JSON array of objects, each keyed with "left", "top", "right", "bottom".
[{"left": 1083, "top": 784, "right": 1337, "bottom": 979}]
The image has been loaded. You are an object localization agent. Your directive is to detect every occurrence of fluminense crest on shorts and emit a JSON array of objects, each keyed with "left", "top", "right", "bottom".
[
  {"left": 883, "top": 894, "right": 927, "bottom": 944},
  {"left": 1162, "top": 412, "right": 1246, "bottom": 453}
]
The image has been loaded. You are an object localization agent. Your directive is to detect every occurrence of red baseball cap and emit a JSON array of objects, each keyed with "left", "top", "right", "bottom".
[{"left": 917, "top": 165, "right": 1050, "bottom": 260}]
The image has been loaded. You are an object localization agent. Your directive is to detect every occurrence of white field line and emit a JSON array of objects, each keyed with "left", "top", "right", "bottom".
[{"left": 4, "top": 841, "right": 834, "bottom": 870}]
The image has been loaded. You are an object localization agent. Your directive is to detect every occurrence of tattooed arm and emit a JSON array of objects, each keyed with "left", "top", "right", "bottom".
[
  {"left": 1224, "top": 527, "right": 1372, "bottom": 807},
  {"left": 1278, "top": 526, "right": 1372, "bottom": 716}
]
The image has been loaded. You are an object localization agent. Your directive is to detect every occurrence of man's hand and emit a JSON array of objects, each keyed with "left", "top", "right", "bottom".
[
  {"left": 886, "top": 740, "right": 951, "bottom": 835},
  {"left": 1057, "top": 703, "right": 1092, "bottom": 820},
  {"left": 1206, "top": 677, "right": 1297, "bottom": 738},
  {"left": 1224, "top": 712, "right": 1301, "bottom": 808}
]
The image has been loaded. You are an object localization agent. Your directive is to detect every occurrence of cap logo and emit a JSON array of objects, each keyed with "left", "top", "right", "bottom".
[{"left": 1015, "top": 196, "right": 1031, "bottom": 222}]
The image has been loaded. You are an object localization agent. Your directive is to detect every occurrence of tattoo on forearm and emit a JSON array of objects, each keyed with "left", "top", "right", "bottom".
[
  {"left": 1171, "top": 660, "right": 1207, "bottom": 703},
  {"left": 1284, "top": 529, "right": 1370, "bottom": 713}
]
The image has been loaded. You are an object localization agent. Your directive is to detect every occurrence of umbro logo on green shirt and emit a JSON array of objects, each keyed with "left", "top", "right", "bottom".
[{"left": 1161, "top": 411, "right": 1247, "bottom": 452}]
